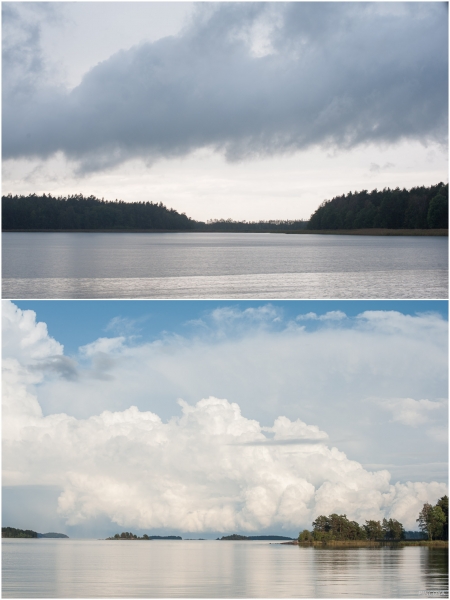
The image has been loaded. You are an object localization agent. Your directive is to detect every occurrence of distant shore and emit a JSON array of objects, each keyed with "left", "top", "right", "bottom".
[{"left": 3, "top": 228, "right": 448, "bottom": 236}]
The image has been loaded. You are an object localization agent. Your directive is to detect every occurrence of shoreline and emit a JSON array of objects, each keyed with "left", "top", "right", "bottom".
[
  {"left": 284, "top": 229, "right": 448, "bottom": 236},
  {"left": 2, "top": 228, "right": 448, "bottom": 236}
]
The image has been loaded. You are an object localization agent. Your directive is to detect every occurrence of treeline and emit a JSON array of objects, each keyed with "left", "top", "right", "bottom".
[
  {"left": 299, "top": 515, "right": 405, "bottom": 542},
  {"left": 1, "top": 193, "right": 308, "bottom": 232},
  {"left": 199, "top": 219, "right": 308, "bottom": 232},
  {"left": 299, "top": 496, "right": 448, "bottom": 543},
  {"left": 3, "top": 184, "right": 448, "bottom": 232},
  {"left": 2, "top": 194, "right": 196, "bottom": 231},
  {"left": 308, "top": 183, "right": 448, "bottom": 230}
]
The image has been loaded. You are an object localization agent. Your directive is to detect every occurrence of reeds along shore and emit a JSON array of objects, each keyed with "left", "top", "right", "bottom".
[
  {"left": 285, "top": 229, "right": 448, "bottom": 236},
  {"left": 285, "top": 540, "right": 449, "bottom": 547}
]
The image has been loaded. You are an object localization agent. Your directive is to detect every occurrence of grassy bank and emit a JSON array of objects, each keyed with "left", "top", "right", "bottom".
[
  {"left": 284, "top": 229, "right": 448, "bottom": 236},
  {"left": 289, "top": 540, "right": 448, "bottom": 547}
]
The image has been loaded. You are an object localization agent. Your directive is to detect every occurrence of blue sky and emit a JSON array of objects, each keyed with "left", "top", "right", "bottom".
[{"left": 13, "top": 300, "right": 448, "bottom": 356}]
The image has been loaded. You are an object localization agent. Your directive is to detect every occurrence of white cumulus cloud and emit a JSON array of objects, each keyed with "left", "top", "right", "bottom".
[{"left": 2, "top": 301, "right": 447, "bottom": 533}]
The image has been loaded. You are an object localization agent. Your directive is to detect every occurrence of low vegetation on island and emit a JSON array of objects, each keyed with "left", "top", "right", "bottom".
[
  {"left": 3, "top": 183, "right": 447, "bottom": 233},
  {"left": 298, "top": 497, "right": 448, "bottom": 545}
]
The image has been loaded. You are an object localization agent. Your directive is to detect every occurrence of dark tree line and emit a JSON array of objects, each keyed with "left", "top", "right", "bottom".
[
  {"left": 2, "top": 194, "right": 197, "bottom": 231},
  {"left": 198, "top": 219, "right": 308, "bottom": 232},
  {"left": 1, "top": 193, "right": 308, "bottom": 232},
  {"left": 3, "top": 185, "right": 447, "bottom": 231},
  {"left": 2, "top": 527, "right": 38, "bottom": 538},
  {"left": 307, "top": 183, "right": 448, "bottom": 230}
]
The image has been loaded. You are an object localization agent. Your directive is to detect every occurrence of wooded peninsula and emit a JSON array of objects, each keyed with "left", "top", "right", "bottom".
[
  {"left": 2, "top": 183, "right": 447, "bottom": 233},
  {"left": 297, "top": 496, "right": 448, "bottom": 546}
]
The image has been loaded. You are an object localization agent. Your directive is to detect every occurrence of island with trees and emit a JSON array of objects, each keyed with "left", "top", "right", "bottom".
[
  {"left": 297, "top": 496, "right": 448, "bottom": 546},
  {"left": 2, "top": 527, "right": 68, "bottom": 538},
  {"left": 2, "top": 183, "right": 447, "bottom": 234},
  {"left": 106, "top": 532, "right": 182, "bottom": 540}
]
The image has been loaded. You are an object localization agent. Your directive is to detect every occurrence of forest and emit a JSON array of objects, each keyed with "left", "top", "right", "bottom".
[
  {"left": 2, "top": 184, "right": 447, "bottom": 232},
  {"left": 298, "top": 496, "right": 448, "bottom": 542},
  {"left": 307, "top": 183, "right": 448, "bottom": 230},
  {"left": 1, "top": 193, "right": 307, "bottom": 232},
  {"left": 1, "top": 194, "right": 197, "bottom": 231}
]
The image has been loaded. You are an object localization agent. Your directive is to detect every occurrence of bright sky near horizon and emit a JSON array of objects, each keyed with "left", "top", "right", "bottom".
[
  {"left": 2, "top": 2, "right": 448, "bottom": 221},
  {"left": 3, "top": 300, "right": 448, "bottom": 538}
]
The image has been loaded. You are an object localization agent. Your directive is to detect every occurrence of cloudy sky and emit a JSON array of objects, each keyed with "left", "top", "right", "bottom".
[
  {"left": 2, "top": 2, "right": 448, "bottom": 221},
  {"left": 3, "top": 300, "right": 447, "bottom": 538}
]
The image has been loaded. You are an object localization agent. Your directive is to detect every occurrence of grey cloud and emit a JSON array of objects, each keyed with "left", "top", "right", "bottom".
[
  {"left": 32, "top": 355, "right": 79, "bottom": 381},
  {"left": 2, "top": 2, "right": 62, "bottom": 95},
  {"left": 3, "top": 2, "right": 447, "bottom": 172}
]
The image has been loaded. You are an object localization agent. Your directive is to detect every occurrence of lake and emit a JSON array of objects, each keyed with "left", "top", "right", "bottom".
[
  {"left": 2, "top": 232, "right": 448, "bottom": 299},
  {"left": 2, "top": 539, "right": 448, "bottom": 598}
]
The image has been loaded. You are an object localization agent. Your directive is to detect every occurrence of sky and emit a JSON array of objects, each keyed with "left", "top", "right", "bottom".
[
  {"left": 3, "top": 300, "right": 448, "bottom": 538},
  {"left": 2, "top": 2, "right": 448, "bottom": 221}
]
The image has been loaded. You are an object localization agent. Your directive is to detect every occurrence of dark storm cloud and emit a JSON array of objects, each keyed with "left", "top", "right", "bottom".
[{"left": 2, "top": 2, "right": 448, "bottom": 172}]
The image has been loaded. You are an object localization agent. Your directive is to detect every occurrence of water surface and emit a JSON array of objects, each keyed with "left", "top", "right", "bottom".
[
  {"left": 2, "top": 232, "right": 448, "bottom": 299},
  {"left": 2, "top": 539, "right": 448, "bottom": 598}
]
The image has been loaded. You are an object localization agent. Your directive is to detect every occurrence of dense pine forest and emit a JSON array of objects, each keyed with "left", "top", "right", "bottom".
[
  {"left": 307, "top": 183, "right": 448, "bottom": 230},
  {"left": 1, "top": 193, "right": 307, "bottom": 232},
  {"left": 2, "top": 184, "right": 448, "bottom": 231},
  {"left": 1, "top": 194, "right": 197, "bottom": 231}
]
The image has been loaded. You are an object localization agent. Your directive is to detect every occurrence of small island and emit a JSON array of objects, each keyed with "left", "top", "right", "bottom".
[
  {"left": 2, "top": 527, "right": 69, "bottom": 539},
  {"left": 106, "top": 532, "right": 182, "bottom": 540}
]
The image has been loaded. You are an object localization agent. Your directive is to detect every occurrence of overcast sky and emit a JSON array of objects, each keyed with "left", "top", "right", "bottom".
[
  {"left": 3, "top": 300, "right": 447, "bottom": 538},
  {"left": 2, "top": 2, "right": 448, "bottom": 221}
]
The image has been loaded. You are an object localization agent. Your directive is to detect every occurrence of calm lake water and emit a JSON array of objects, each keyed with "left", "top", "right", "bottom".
[
  {"left": 2, "top": 232, "right": 448, "bottom": 299},
  {"left": 2, "top": 539, "right": 448, "bottom": 598}
]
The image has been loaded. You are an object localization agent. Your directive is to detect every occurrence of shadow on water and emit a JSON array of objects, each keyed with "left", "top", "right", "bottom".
[{"left": 422, "top": 548, "right": 449, "bottom": 589}]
